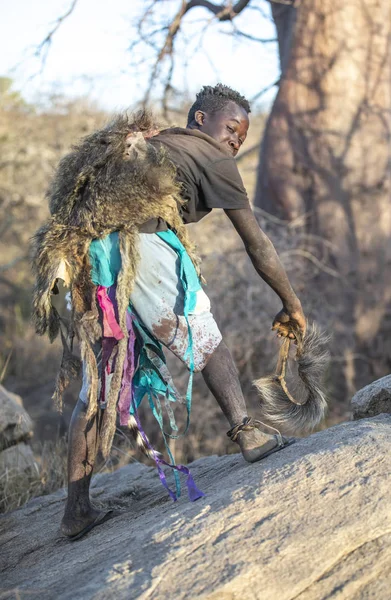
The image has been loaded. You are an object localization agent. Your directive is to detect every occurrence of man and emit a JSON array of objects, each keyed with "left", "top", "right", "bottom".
[{"left": 59, "top": 84, "right": 306, "bottom": 539}]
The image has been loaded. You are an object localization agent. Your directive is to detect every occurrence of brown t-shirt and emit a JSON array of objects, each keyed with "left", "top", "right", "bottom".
[{"left": 140, "top": 128, "right": 249, "bottom": 232}]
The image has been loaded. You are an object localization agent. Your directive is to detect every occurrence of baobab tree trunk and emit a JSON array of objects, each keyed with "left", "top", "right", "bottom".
[{"left": 255, "top": 0, "right": 391, "bottom": 394}]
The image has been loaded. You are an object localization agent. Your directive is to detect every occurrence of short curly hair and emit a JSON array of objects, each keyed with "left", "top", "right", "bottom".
[{"left": 187, "top": 83, "right": 251, "bottom": 125}]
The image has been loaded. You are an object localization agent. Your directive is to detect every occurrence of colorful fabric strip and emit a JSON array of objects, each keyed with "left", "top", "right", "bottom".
[
  {"left": 130, "top": 380, "right": 204, "bottom": 502},
  {"left": 96, "top": 286, "right": 124, "bottom": 340}
]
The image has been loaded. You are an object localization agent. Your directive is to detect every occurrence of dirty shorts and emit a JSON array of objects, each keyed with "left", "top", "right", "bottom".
[
  {"left": 79, "top": 232, "right": 222, "bottom": 404},
  {"left": 130, "top": 233, "right": 222, "bottom": 370}
]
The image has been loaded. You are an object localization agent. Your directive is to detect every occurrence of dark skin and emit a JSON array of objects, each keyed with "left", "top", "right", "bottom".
[
  {"left": 61, "top": 100, "right": 306, "bottom": 538},
  {"left": 190, "top": 101, "right": 248, "bottom": 158},
  {"left": 188, "top": 101, "right": 306, "bottom": 336}
]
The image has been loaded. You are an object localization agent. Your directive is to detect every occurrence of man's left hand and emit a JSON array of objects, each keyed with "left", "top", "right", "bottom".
[{"left": 272, "top": 303, "right": 307, "bottom": 342}]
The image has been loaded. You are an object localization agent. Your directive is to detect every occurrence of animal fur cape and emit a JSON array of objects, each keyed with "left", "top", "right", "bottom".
[{"left": 31, "top": 111, "right": 200, "bottom": 457}]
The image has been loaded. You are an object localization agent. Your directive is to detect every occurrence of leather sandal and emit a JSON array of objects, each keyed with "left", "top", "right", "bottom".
[{"left": 227, "top": 417, "right": 295, "bottom": 463}]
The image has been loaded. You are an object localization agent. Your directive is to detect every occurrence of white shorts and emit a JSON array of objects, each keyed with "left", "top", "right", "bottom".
[{"left": 130, "top": 234, "right": 222, "bottom": 371}]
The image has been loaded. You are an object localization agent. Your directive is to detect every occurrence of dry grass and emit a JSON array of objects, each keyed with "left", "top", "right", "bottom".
[{"left": 0, "top": 438, "right": 67, "bottom": 513}]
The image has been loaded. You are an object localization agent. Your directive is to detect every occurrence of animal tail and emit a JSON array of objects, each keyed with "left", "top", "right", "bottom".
[
  {"left": 127, "top": 414, "right": 161, "bottom": 460},
  {"left": 254, "top": 324, "right": 330, "bottom": 435}
]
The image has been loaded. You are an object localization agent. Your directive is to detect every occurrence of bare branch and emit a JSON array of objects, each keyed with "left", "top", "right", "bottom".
[
  {"left": 279, "top": 249, "right": 343, "bottom": 279},
  {"left": 142, "top": 0, "right": 252, "bottom": 106},
  {"left": 35, "top": 0, "right": 79, "bottom": 68},
  {"left": 267, "top": 0, "right": 295, "bottom": 5},
  {"left": 235, "top": 143, "right": 260, "bottom": 163},
  {"left": 185, "top": 0, "right": 252, "bottom": 21},
  {"left": 246, "top": 4, "right": 274, "bottom": 21},
  {"left": 252, "top": 205, "right": 310, "bottom": 229},
  {"left": 250, "top": 79, "right": 280, "bottom": 103},
  {"left": 230, "top": 30, "right": 277, "bottom": 43}
]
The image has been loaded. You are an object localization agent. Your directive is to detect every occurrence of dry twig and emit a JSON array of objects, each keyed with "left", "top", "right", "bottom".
[{"left": 35, "top": 0, "right": 79, "bottom": 70}]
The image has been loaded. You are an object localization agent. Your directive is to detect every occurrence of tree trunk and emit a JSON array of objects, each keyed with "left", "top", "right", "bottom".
[{"left": 255, "top": 0, "right": 391, "bottom": 395}]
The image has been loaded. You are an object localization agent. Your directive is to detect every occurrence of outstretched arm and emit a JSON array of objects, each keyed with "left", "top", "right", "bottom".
[{"left": 225, "top": 207, "right": 306, "bottom": 338}]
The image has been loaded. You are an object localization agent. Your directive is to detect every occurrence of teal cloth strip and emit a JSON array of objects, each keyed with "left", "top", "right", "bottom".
[
  {"left": 89, "top": 232, "right": 121, "bottom": 287},
  {"left": 156, "top": 230, "right": 201, "bottom": 314},
  {"left": 156, "top": 230, "right": 202, "bottom": 438},
  {"left": 131, "top": 314, "right": 180, "bottom": 414}
]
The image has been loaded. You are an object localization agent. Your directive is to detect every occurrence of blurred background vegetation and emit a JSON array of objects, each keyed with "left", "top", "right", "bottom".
[{"left": 0, "top": 0, "right": 390, "bottom": 509}]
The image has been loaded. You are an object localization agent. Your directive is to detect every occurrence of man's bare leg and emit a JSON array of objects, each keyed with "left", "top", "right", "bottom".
[
  {"left": 201, "top": 340, "right": 280, "bottom": 462},
  {"left": 61, "top": 398, "right": 103, "bottom": 537}
]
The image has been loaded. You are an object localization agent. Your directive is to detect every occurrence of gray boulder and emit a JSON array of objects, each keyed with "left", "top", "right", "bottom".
[
  {"left": 0, "top": 384, "right": 33, "bottom": 451},
  {"left": 1, "top": 415, "right": 390, "bottom": 599},
  {"left": 0, "top": 385, "right": 36, "bottom": 479},
  {"left": 352, "top": 374, "right": 391, "bottom": 420},
  {"left": 0, "top": 442, "right": 37, "bottom": 473}
]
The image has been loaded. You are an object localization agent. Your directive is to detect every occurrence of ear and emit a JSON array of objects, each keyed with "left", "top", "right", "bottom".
[{"left": 194, "top": 110, "right": 205, "bottom": 127}]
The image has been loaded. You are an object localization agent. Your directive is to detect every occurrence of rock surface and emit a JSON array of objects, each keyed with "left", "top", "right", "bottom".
[
  {"left": 352, "top": 374, "right": 391, "bottom": 420},
  {"left": 1, "top": 415, "right": 391, "bottom": 600},
  {"left": 0, "top": 385, "right": 36, "bottom": 475},
  {"left": 0, "top": 384, "right": 33, "bottom": 451},
  {"left": 0, "top": 442, "right": 37, "bottom": 473}
]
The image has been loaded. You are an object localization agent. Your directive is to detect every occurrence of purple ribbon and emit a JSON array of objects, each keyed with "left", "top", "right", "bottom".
[{"left": 130, "top": 394, "right": 204, "bottom": 502}]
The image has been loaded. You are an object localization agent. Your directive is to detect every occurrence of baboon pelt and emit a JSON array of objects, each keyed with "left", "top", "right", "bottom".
[{"left": 31, "top": 111, "right": 200, "bottom": 458}]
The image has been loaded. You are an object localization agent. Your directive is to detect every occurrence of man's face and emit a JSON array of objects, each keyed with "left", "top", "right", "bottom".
[{"left": 194, "top": 101, "right": 249, "bottom": 157}]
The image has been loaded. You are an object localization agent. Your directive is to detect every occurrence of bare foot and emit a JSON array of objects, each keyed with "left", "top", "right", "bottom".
[
  {"left": 236, "top": 428, "right": 280, "bottom": 463},
  {"left": 61, "top": 505, "right": 103, "bottom": 538}
]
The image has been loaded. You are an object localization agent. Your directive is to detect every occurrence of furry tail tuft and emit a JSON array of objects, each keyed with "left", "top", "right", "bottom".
[
  {"left": 127, "top": 414, "right": 161, "bottom": 460},
  {"left": 254, "top": 324, "right": 330, "bottom": 435}
]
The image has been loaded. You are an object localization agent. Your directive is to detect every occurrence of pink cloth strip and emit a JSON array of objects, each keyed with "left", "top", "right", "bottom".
[{"left": 97, "top": 286, "right": 124, "bottom": 340}]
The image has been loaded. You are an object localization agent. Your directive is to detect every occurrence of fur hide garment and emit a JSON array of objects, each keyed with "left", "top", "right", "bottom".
[{"left": 31, "top": 111, "right": 200, "bottom": 457}]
